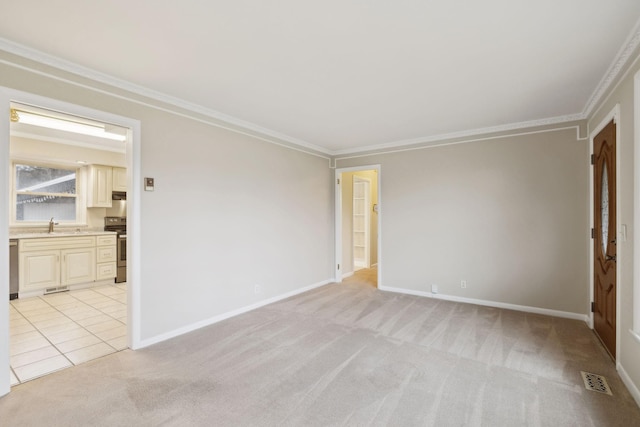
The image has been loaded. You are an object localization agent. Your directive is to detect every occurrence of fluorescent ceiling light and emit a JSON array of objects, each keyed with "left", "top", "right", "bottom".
[{"left": 11, "top": 109, "right": 126, "bottom": 141}]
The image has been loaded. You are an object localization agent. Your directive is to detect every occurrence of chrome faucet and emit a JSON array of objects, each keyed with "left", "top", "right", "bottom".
[{"left": 48, "top": 217, "right": 58, "bottom": 233}]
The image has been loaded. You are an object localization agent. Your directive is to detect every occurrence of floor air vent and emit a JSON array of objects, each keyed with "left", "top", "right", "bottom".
[
  {"left": 581, "top": 371, "right": 612, "bottom": 395},
  {"left": 44, "top": 286, "right": 69, "bottom": 295}
]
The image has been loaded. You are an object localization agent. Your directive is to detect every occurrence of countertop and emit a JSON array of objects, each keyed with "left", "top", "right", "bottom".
[{"left": 9, "top": 230, "right": 117, "bottom": 239}]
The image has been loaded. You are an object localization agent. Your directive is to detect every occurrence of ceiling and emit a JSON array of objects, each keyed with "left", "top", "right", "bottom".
[{"left": 1, "top": 1, "right": 640, "bottom": 155}]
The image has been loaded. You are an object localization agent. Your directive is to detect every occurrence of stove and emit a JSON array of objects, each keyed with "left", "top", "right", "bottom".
[
  {"left": 104, "top": 216, "right": 126, "bottom": 235},
  {"left": 104, "top": 216, "right": 126, "bottom": 283}
]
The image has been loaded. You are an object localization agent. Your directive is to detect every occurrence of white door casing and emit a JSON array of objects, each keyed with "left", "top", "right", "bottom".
[
  {"left": 0, "top": 87, "right": 141, "bottom": 397},
  {"left": 334, "top": 165, "right": 381, "bottom": 286}
]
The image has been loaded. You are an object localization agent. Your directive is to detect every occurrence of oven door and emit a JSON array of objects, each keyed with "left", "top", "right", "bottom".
[
  {"left": 117, "top": 235, "right": 127, "bottom": 267},
  {"left": 115, "top": 235, "right": 127, "bottom": 283}
]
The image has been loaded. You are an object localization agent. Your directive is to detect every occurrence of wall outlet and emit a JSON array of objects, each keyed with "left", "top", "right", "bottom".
[
  {"left": 461, "top": 280, "right": 467, "bottom": 289},
  {"left": 431, "top": 284, "right": 438, "bottom": 294},
  {"left": 254, "top": 284, "right": 262, "bottom": 294}
]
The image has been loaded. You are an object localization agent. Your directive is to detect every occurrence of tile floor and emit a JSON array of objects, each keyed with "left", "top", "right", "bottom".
[{"left": 9, "top": 283, "right": 127, "bottom": 386}]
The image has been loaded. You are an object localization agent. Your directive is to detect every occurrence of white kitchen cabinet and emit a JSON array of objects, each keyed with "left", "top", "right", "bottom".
[
  {"left": 18, "top": 234, "right": 115, "bottom": 295},
  {"left": 20, "top": 247, "right": 95, "bottom": 291},
  {"left": 96, "top": 235, "right": 117, "bottom": 281},
  {"left": 112, "top": 167, "right": 127, "bottom": 192},
  {"left": 20, "top": 250, "right": 60, "bottom": 292},
  {"left": 97, "top": 245, "right": 116, "bottom": 262},
  {"left": 96, "top": 262, "right": 117, "bottom": 281},
  {"left": 61, "top": 248, "right": 96, "bottom": 285},
  {"left": 87, "top": 165, "right": 113, "bottom": 207}
]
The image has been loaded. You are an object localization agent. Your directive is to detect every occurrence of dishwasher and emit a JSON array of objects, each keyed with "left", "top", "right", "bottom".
[{"left": 9, "top": 239, "right": 18, "bottom": 300}]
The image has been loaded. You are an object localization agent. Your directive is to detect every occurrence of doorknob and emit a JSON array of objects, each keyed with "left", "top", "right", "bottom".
[{"left": 606, "top": 254, "right": 617, "bottom": 262}]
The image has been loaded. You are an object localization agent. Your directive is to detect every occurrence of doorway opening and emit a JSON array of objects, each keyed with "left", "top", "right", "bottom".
[
  {"left": 1, "top": 89, "right": 140, "bottom": 395},
  {"left": 353, "top": 175, "right": 371, "bottom": 271},
  {"left": 335, "top": 166, "right": 381, "bottom": 288}
]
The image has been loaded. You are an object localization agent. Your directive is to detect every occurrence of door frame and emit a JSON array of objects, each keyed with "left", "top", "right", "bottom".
[
  {"left": 352, "top": 175, "right": 371, "bottom": 270},
  {"left": 335, "top": 164, "right": 381, "bottom": 286},
  {"left": 589, "top": 104, "right": 621, "bottom": 361},
  {"left": 0, "top": 87, "right": 142, "bottom": 396}
]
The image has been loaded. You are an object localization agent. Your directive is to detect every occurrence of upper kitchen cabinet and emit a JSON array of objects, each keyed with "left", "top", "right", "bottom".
[
  {"left": 112, "top": 167, "right": 127, "bottom": 192},
  {"left": 87, "top": 164, "right": 113, "bottom": 207}
]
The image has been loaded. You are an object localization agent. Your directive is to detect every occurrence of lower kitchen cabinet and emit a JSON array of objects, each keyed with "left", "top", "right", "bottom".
[
  {"left": 19, "top": 250, "right": 60, "bottom": 291},
  {"left": 18, "top": 234, "right": 116, "bottom": 296},
  {"left": 96, "top": 235, "right": 117, "bottom": 281},
  {"left": 96, "top": 262, "right": 117, "bottom": 281},
  {"left": 20, "top": 247, "right": 96, "bottom": 291},
  {"left": 61, "top": 248, "right": 96, "bottom": 285}
]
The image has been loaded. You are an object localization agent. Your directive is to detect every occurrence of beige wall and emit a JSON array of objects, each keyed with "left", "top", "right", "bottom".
[
  {"left": 337, "top": 128, "right": 589, "bottom": 314},
  {"left": 0, "top": 52, "right": 334, "bottom": 345},
  {"left": 10, "top": 136, "right": 126, "bottom": 168},
  {"left": 341, "top": 170, "right": 379, "bottom": 275},
  {"left": 588, "top": 43, "right": 640, "bottom": 402}
]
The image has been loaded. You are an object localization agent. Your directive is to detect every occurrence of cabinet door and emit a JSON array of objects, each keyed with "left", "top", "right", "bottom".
[
  {"left": 87, "top": 165, "right": 113, "bottom": 207},
  {"left": 20, "top": 250, "right": 60, "bottom": 291},
  {"left": 97, "top": 235, "right": 117, "bottom": 246},
  {"left": 113, "top": 167, "right": 127, "bottom": 192},
  {"left": 61, "top": 248, "right": 96, "bottom": 285},
  {"left": 97, "top": 246, "right": 116, "bottom": 263},
  {"left": 96, "top": 262, "right": 117, "bottom": 281}
]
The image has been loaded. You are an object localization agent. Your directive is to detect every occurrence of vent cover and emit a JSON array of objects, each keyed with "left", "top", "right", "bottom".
[
  {"left": 44, "top": 286, "right": 69, "bottom": 295},
  {"left": 581, "top": 371, "right": 612, "bottom": 395}
]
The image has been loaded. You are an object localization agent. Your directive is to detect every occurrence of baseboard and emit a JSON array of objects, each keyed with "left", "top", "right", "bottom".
[
  {"left": 18, "top": 279, "right": 116, "bottom": 299},
  {"left": 379, "top": 285, "right": 589, "bottom": 323},
  {"left": 618, "top": 362, "right": 640, "bottom": 408},
  {"left": 139, "top": 279, "right": 332, "bottom": 348},
  {"left": 342, "top": 271, "right": 354, "bottom": 279}
]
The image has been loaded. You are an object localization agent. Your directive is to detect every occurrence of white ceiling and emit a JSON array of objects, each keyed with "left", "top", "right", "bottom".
[{"left": 1, "top": 1, "right": 640, "bottom": 155}]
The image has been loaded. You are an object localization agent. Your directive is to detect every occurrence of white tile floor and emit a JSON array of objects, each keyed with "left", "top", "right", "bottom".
[{"left": 9, "top": 283, "right": 127, "bottom": 386}]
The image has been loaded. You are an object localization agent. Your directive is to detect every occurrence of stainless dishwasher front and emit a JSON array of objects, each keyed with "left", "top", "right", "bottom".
[{"left": 9, "top": 239, "right": 18, "bottom": 300}]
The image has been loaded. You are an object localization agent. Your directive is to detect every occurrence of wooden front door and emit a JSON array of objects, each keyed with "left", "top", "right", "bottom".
[{"left": 593, "top": 119, "right": 616, "bottom": 358}]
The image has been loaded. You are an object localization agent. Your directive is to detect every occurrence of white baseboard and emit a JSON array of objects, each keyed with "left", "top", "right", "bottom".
[
  {"left": 18, "top": 279, "right": 116, "bottom": 299},
  {"left": 342, "top": 271, "right": 354, "bottom": 279},
  {"left": 618, "top": 362, "right": 640, "bottom": 408},
  {"left": 139, "top": 279, "right": 332, "bottom": 348},
  {"left": 378, "top": 285, "right": 589, "bottom": 323},
  {"left": 616, "top": 363, "right": 640, "bottom": 406}
]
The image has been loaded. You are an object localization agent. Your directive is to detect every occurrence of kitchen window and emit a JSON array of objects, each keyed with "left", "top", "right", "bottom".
[{"left": 12, "top": 162, "right": 86, "bottom": 225}]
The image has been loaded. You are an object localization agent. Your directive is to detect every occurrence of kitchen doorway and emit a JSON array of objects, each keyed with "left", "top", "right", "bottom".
[
  {"left": 335, "top": 165, "right": 381, "bottom": 287},
  {"left": 0, "top": 88, "right": 141, "bottom": 395}
]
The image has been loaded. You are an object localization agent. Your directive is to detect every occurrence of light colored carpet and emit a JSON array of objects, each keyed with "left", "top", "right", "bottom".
[{"left": 1, "top": 278, "right": 639, "bottom": 426}]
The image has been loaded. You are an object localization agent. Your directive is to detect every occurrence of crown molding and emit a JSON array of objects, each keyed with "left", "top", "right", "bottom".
[
  {"left": 337, "top": 17, "right": 640, "bottom": 158},
  {"left": 0, "top": 37, "right": 332, "bottom": 156},
  {"left": 1, "top": 29, "right": 635, "bottom": 159},
  {"left": 332, "top": 113, "right": 586, "bottom": 156},
  {"left": 582, "top": 16, "right": 640, "bottom": 118}
]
